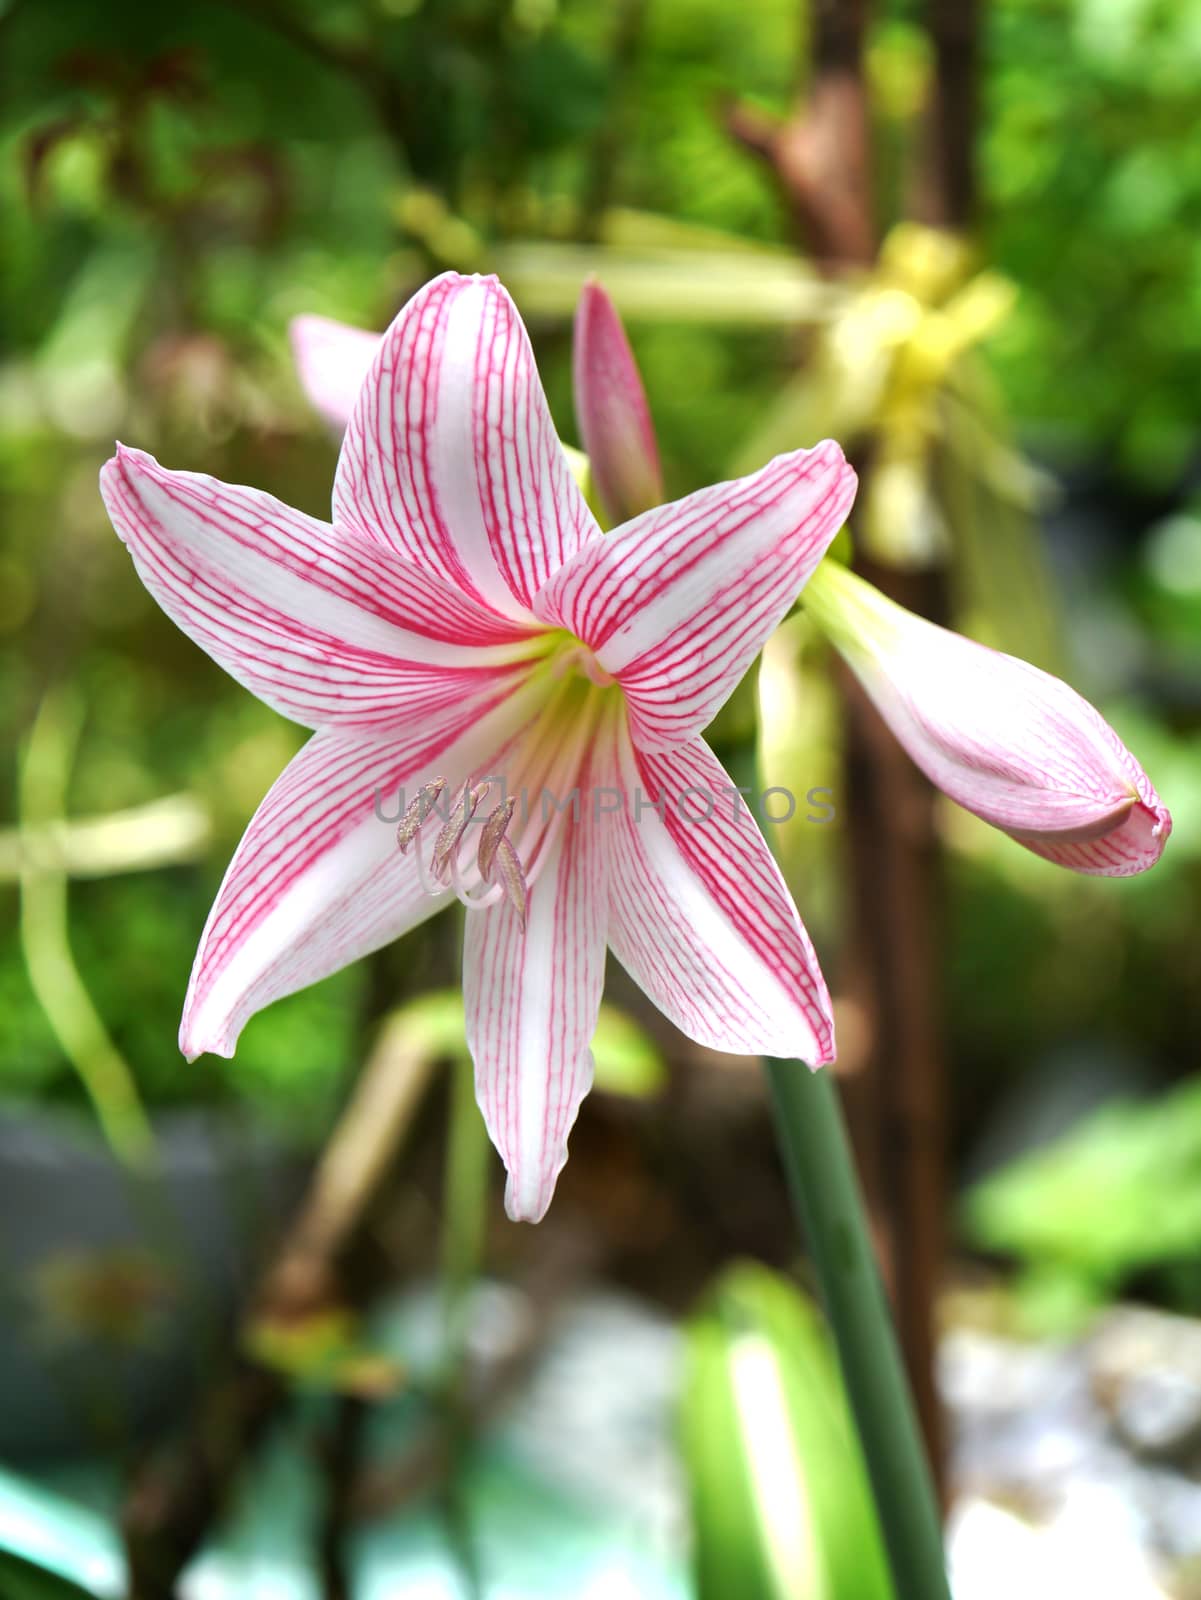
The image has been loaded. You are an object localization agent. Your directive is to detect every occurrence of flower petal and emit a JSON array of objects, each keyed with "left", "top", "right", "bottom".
[
  {"left": 462, "top": 738, "right": 610, "bottom": 1223},
  {"left": 1021, "top": 809, "right": 1168, "bottom": 875},
  {"left": 333, "top": 272, "right": 601, "bottom": 619},
  {"left": 183, "top": 684, "right": 544, "bottom": 1059},
  {"left": 803, "top": 561, "right": 1171, "bottom": 877},
  {"left": 604, "top": 723, "right": 834, "bottom": 1065},
  {"left": 572, "top": 279, "right": 663, "bottom": 525},
  {"left": 534, "top": 442, "right": 856, "bottom": 752},
  {"left": 101, "top": 445, "right": 545, "bottom": 732},
  {"left": 289, "top": 314, "right": 382, "bottom": 432}
]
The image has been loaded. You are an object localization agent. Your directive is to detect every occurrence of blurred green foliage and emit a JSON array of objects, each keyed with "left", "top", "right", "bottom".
[
  {"left": 982, "top": 0, "right": 1201, "bottom": 479},
  {"left": 0, "top": 1556, "right": 101, "bottom": 1600},
  {"left": 965, "top": 1074, "right": 1201, "bottom": 1330}
]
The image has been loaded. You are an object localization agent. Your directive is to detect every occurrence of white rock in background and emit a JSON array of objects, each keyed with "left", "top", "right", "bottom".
[{"left": 948, "top": 1496, "right": 1170, "bottom": 1600}]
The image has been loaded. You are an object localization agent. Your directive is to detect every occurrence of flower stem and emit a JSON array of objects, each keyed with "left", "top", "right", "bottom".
[{"left": 764, "top": 1059, "right": 952, "bottom": 1600}]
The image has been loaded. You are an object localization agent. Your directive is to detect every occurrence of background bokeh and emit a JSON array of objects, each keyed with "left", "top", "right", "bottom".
[{"left": 3, "top": 0, "right": 1201, "bottom": 1596}]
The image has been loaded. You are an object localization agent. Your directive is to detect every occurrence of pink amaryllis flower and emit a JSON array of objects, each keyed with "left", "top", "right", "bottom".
[
  {"left": 102, "top": 271, "right": 856, "bottom": 1221},
  {"left": 803, "top": 559, "right": 1170, "bottom": 875}
]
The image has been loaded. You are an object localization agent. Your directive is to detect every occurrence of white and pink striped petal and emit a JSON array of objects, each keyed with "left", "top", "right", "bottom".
[
  {"left": 101, "top": 445, "right": 544, "bottom": 733},
  {"left": 333, "top": 272, "right": 601, "bottom": 620},
  {"left": 804, "top": 561, "right": 1171, "bottom": 877},
  {"left": 534, "top": 441, "right": 856, "bottom": 753},
  {"left": 289, "top": 314, "right": 382, "bottom": 433},
  {"left": 463, "top": 732, "right": 611, "bottom": 1222},
  {"left": 182, "top": 684, "right": 547, "bottom": 1059},
  {"left": 604, "top": 722, "right": 835, "bottom": 1065}
]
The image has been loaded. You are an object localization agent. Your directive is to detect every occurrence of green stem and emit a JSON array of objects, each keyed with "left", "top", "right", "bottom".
[{"left": 764, "top": 1060, "right": 951, "bottom": 1600}]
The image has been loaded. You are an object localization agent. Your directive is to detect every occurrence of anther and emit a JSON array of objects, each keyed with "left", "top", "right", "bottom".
[
  {"left": 396, "top": 778, "right": 447, "bottom": 854},
  {"left": 431, "top": 782, "right": 488, "bottom": 879},
  {"left": 491, "top": 836, "right": 529, "bottom": 929},
  {"left": 397, "top": 775, "right": 531, "bottom": 929},
  {"left": 477, "top": 796, "right": 516, "bottom": 880}
]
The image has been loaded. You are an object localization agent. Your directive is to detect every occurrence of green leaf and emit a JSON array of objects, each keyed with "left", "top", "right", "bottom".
[
  {"left": 0, "top": 1554, "right": 101, "bottom": 1600},
  {"left": 0, "top": 1467, "right": 124, "bottom": 1598},
  {"left": 591, "top": 1005, "right": 667, "bottom": 1099},
  {"left": 681, "top": 1264, "right": 893, "bottom": 1600}
]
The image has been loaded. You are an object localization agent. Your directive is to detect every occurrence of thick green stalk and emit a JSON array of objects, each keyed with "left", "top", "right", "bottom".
[{"left": 763, "top": 1059, "right": 952, "bottom": 1600}]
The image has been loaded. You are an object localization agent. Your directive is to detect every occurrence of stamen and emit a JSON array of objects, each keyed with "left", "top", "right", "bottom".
[
  {"left": 431, "top": 782, "right": 488, "bottom": 878},
  {"left": 396, "top": 778, "right": 446, "bottom": 854},
  {"left": 395, "top": 677, "right": 608, "bottom": 932},
  {"left": 447, "top": 853, "right": 505, "bottom": 912},
  {"left": 477, "top": 796, "right": 516, "bottom": 880},
  {"left": 491, "top": 836, "right": 529, "bottom": 929}
]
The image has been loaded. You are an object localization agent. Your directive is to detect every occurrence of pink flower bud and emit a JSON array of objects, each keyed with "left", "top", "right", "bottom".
[
  {"left": 572, "top": 278, "right": 664, "bottom": 526},
  {"left": 804, "top": 562, "right": 1170, "bottom": 876},
  {"left": 289, "top": 315, "right": 381, "bottom": 433}
]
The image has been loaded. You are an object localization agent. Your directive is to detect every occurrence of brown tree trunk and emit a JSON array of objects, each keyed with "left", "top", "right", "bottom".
[
  {"left": 728, "top": 0, "right": 982, "bottom": 1490},
  {"left": 833, "top": 0, "right": 982, "bottom": 1493},
  {"left": 725, "top": 0, "right": 875, "bottom": 270},
  {"left": 919, "top": 0, "right": 980, "bottom": 229}
]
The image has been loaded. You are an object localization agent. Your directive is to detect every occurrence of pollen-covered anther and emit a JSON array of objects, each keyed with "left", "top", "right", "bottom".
[
  {"left": 396, "top": 777, "right": 447, "bottom": 854},
  {"left": 431, "top": 782, "right": 489, "bottom": 880},
  {"left": 490, "top": 836, "right": 529, "bottom": 929},
  {"left": 468, "top": 794, "right": 527, "bottom": 926},
  {"left": 477, "top": 796, "right": 516, "bottom": 879}
]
